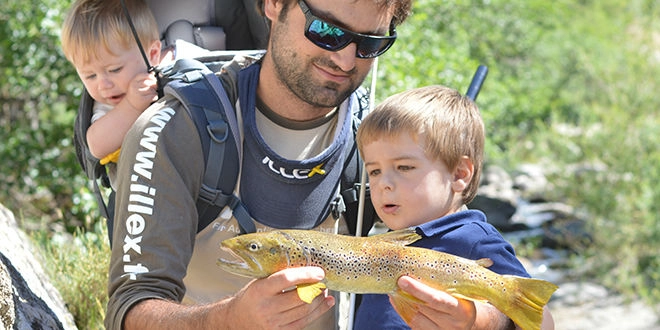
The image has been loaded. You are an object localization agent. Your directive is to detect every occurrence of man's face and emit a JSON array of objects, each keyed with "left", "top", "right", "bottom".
[{"left": 266, "top": 0, "right": 394, "bottom": 108}]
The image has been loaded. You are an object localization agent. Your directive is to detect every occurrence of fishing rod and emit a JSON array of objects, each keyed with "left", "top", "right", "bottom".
[
  {"left": 466, "top": 64, "right": 488, "bottom": 101},
  {"left": 346, "top": 56, "right": 379, "bottom": 330}
]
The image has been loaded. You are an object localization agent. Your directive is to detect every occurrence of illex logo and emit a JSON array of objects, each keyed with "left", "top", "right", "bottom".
[{"left": 262, "top": 156, "right": 326, "bottom": 179}]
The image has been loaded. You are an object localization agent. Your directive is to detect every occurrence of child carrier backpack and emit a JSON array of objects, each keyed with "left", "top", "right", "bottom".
[{"left": 73, "top": 0, "right": 378, "bottom": 241}]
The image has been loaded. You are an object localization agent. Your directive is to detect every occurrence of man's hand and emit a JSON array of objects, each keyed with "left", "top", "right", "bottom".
[{"left": 225, "top": 267, "right": 335, "bottom": 329}]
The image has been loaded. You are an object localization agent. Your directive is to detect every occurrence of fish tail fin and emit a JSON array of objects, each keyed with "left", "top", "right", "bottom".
[
  {"left": 389, "top": 289, "right": 423, "bottom": 325},
  {"left": 500, "top": 276, "right": 558, "bottom": 330}
]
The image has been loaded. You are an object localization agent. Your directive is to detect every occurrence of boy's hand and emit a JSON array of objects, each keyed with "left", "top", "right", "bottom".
[
  {"left": 125, "top": 72, "right": 158, "bottom": 113},
  {"left": 394, "top": 276, "right": 477, "bottom": 330}
]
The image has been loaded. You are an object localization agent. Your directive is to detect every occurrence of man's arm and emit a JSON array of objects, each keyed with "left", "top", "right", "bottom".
[{"left": 123, "top": 267, "right": 335, "bottom": 330}]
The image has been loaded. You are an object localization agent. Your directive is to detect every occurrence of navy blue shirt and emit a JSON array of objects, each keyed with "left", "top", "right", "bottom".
[{"left": 354, "top": 209, "right": 529, "bottom": 330}]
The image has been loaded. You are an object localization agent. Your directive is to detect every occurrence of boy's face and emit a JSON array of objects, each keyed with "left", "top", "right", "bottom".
[
  {"left": 362, "top": 133, "right": 465, "bottom": 230},
  {"left": 74, "top": 44, "right": 152, "bottom": 106}
]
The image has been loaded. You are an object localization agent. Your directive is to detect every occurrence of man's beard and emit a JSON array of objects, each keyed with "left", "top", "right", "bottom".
[{"left": 269, "top": 28, "right": 363, "bottom": 108}]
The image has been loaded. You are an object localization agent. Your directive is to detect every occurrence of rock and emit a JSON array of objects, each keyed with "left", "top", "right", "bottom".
[
  {"left": 468, "top": 195, "right": 520, "bottom": 231},
  {"left": 0, "top": 203, "right": 77, "bottom": 329},
  {"left": 468, "top": 165, "right": 521, "bottom": 231},
  {"left": 512, "top": 163, "right": 553, "bottom": 201}
]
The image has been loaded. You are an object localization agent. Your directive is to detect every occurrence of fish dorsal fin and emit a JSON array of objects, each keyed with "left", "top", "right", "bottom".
[
  {"left": 375, "top": 229, "right": 422, "bottom": 246},
  {"left": 476, "top": 258, "right": 494, "bottom": 268}
]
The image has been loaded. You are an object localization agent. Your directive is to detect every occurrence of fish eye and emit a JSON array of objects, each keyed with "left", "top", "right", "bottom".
[{"left": 248, "top": 242, "right": 261, "bottom": 251}]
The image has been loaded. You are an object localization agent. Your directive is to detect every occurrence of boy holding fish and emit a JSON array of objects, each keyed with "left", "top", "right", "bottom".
[{"left": 354, "top": 85, "right": 555, "bottom": 329}]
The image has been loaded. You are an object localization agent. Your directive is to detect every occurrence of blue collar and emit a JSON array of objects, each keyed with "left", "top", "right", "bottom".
[{"left": 415, "top": 209, "right": 488, "bottom": 238}]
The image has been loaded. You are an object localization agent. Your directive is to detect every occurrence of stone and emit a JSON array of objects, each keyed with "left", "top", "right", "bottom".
[{"left": 0, "top": 203, "right": 77, "bottom": 329}]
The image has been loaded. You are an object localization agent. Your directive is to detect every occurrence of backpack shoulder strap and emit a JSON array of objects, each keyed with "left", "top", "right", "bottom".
[
  {"left": 339, "top": 87, "right": 377, "bottom": 236},
  {"left": 163, "top": 58, "right": 256, "bottom": 233},
  {"left": 73, "top": 89, "right": 114, "bottom": 220}
]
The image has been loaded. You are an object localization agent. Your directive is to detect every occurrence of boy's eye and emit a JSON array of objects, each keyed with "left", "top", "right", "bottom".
[
  {"left": 109, "top": 66, "right": 123, "bottom": 73},
  {"left": 84, "top": 73, "right": 96, "bottom": 80},
  {"left": 397, "top": 165, "right": 414, "bottom": 171},
  {"left": 367, "top": 169, "right": 381, "bottom": 177}
]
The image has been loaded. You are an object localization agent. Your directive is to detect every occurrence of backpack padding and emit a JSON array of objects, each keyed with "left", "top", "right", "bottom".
[
  {"left": 147, "top": 0, "right": 215, "bottom": 40},
  {"left": 165, "top": 20, "right": 227, "bottom": 51},
  {"left": 74, "top": 90, "right": 101, "bottom": 180},
  {"left": 214, "top": 0, "right": 267, "bottom": 50},
  {"left": 73, "top": 88, "right": 115, "bottom": 225},
  {"left": 163, "top": 58, "right": 255, "bottom": 233},
  {"left": 147, "top": 0, "right": 267, "bottom": 51},
  {"left": 237, "top": 0, "right": 270, "bottom": 49}
]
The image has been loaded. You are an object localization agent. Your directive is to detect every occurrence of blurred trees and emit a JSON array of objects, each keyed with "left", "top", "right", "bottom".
[{"left": 1, "top": 0, "right": 96, "bottom": 232}]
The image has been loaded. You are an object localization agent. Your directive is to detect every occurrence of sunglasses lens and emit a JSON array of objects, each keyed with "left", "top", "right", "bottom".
[
  {"left": 356, "top": 38, "right": 394, "bottom": 58},
  {"left": 307, "top": 20, "right": 352, "bottom": 51},
  {"left": 305, "top": 17, "right": 396, "bottom": 58}
]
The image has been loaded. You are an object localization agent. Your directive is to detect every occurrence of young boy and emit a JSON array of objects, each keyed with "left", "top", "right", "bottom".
[
  {"left": 61, "top": 0, "right": 161, "bottom": 167},
  {"left": 354, "top": 85, "right": 553, "bottom": 329}
]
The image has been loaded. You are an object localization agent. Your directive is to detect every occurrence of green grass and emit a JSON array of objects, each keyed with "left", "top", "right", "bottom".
[{"left": 31, "top": 222, "right": 109, "bottom": 329}]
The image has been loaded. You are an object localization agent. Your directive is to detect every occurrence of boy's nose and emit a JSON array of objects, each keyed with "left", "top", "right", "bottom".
[
  {"left": 379, "top": 173, "right": 394, "bottom": 191},
  {"left": 98, "top": 76, "right": 114, "bottom": 90}
]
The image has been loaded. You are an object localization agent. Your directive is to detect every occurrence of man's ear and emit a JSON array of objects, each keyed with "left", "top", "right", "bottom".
[
  {"left": 451, "top": 156, "right": 474, "bottom": 193},
  {"left": 263, "top": 0, "right": 284, "bottom": 22}
]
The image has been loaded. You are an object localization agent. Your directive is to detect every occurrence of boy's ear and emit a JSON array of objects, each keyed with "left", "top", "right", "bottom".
[
  {"left": 148, "top": 40, "right": 162, "bottom": 66},
  {"left": 451, "top": 156, "right": 474, "bottom": 193}
]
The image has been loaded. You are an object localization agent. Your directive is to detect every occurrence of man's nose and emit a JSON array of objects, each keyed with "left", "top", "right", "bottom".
[{"left": 330, "top": 43, "right": 358, "bottom": 72}]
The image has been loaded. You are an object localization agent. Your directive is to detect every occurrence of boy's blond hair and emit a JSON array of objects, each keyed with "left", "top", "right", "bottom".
[
  {"left": 61, "top": 0, "right": 159, "bottom": 65},
  {"left": 356, "top": 85, "right": 485, "bottom": 204}
]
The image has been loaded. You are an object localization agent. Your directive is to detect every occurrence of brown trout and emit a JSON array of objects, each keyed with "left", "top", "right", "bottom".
[{"left": 217, "top": 229, "right": 557, "bottom": 330}]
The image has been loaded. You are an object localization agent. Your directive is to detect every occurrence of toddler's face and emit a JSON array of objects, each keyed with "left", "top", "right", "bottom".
[
  {"left": 75, "top": 45, "right": 148, "bottom": 106},
  {"left": 362, "top": 133, "right": 460, "bottom": 230}
]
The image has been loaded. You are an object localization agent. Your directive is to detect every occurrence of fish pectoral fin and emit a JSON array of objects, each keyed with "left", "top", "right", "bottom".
[
  {"left": 296, "top": 282, "right": 327, "bottom": 304},
  {"left": 389, "top": 288, "right": 425, "bottom": 325}
]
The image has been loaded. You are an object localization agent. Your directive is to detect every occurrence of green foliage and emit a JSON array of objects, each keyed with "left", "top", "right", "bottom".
[
  {"left": 0, "top": 0, "right": 98, "bottom": 231},
  {"left": 32, "top": 222, "right": 110, "bottom": 329}
]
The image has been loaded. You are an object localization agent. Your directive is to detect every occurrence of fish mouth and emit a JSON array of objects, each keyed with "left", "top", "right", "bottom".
[{"left": 216, "top": 245, "right": 265, "bottom": 278}]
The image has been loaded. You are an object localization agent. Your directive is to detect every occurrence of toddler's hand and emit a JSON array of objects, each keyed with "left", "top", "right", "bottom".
[{"left": 126, "top": 72, "right": 158, "bottom": 113}]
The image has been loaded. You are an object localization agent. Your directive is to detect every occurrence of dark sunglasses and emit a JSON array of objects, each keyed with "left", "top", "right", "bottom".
[{"left": 298, "top": 0, "right": 397, "bottom": 58}]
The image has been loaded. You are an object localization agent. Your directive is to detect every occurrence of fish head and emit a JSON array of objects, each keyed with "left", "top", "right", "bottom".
[{"left": 217, "top": 231, "right": 292, "bottom": 278}]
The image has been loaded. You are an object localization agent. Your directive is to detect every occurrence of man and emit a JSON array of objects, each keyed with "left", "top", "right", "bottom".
[{"left": 104, "top": 0, "right": 553, "bottom": 329}]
